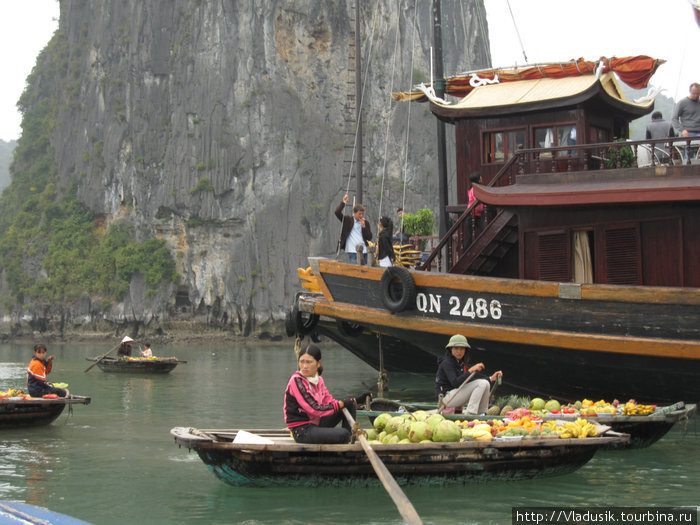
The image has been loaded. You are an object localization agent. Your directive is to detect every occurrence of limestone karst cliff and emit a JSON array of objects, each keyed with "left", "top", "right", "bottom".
[{"left": 0, "top": 0, "right": 490, "bottom": 337}]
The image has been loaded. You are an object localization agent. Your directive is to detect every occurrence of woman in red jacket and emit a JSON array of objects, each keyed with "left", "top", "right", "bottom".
[{"left": 284, "top": 344, "right": 370, "bottom": 444}]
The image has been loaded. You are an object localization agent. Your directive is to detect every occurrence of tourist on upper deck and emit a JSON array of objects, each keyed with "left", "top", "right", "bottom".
[
  {"left": 671, "top": 83, "right": 700, "bottom": 137},
  {"left": 646, "top": 111, "right": 675, "bottom": 140},
  {"left": 435, "top": 334, "right": 502, "bottom": 415},
  {"left": 334, "top": 193, "right": 372, "bottom": 265},
  {"left": 376, "top": 216, "right": 396, "bottom": 267},
  {"left": 393, "top": 207, "right": 410, "bottom": 245},
  {"left": 284, "top": 344, "right": 371, "bottom": 444}
]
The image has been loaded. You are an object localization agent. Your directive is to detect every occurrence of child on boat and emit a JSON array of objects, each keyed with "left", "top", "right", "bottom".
[
  {"left": 140, "top": 343, "right": 153, "bottom": 357},
  {"left": 26, "top": 344, "right": 68, "bottom": 398}
]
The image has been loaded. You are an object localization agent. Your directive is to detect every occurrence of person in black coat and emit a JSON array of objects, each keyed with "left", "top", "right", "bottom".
[
  {"left": 435, "top": 334, "right": 502, "bottom": 415},
  {"left": 376, "top": 216, "right": 395, "bottom": 267}
]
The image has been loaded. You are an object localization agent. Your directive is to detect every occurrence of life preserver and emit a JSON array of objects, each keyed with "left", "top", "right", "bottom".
[{"left": 380, "top": 266, "right": 416, "bottom": 313}]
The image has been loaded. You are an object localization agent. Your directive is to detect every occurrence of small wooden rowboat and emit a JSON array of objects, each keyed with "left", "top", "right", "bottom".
[
  {"left": 359, "top": 400, "right": 696, "bottom": 450},
  {"left": 170, "top": 426, "right": 628, "bottom": 487},
  {"left": 85, "top": 356, "right": 185, "bottom": 374},
  {"left": 0, "top": 396, "right": 91, "bottom": 428}
]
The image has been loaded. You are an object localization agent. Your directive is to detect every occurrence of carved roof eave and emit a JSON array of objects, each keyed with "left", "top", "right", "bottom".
[{"left": 472, "top": 173, "right": 700, "bottom": 207}]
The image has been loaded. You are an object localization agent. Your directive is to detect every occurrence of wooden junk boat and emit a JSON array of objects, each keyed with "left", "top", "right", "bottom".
[
  {"left": 361, "top": 400, "right": 696, "bottom": 450},
  {"left": 170, "top": 426, "right": 629, "bottom": 487},
  {"left": 85, "top": 356, "right": 185, "bottom": 374},
  {"left": 0, "top": 396, "right": 91, "bottom": 428},
  {"left": 287, "top": 56, "right": 700, "bottom": 404}
]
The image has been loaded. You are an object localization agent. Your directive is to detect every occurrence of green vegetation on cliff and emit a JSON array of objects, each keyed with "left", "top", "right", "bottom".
[{"left": 0, "top": 29, "right": 177, "bottom": 312}]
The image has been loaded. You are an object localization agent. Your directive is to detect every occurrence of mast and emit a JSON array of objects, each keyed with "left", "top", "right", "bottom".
[
  {"left": 432, "top": 0, "right": 449, "bottom": 240},
  {"left": 355, "top": 0, "right": 363, "bottom": 204}
]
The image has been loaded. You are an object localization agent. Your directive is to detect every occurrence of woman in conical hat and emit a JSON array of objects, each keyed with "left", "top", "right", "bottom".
[
  {"left": 118, "top": 336, "right": 134, "bottom": 358},
  {"left": 434, "top": 334, "right": 502, "bottom": 415}
]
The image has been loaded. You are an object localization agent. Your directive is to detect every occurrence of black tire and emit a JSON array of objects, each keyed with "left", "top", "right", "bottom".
[
  {"left": 336, "top": 319, "right": 364, "bottom": 337},
  {"left": 293, "top": 303, "right": 319, "bottom": 335},
  {"left": 284, "top": 309, "right": 296, "bottom": 337},
  {"left": 380, "top": 266, "right": 416, "bottom": 313}
]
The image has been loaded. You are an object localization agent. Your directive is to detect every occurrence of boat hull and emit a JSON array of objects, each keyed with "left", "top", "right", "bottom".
[
  {"left": 171, "top": 427, "right": 626, "bottom": 487},
  {"left": 0, "top": 396, "right": 91, "bottom": 428},
  {"left": 298, "top": 258, "right": 700, "bottom": 403},
  {"left": 86, "top": 357, "right": 181, "bottom": 374}
]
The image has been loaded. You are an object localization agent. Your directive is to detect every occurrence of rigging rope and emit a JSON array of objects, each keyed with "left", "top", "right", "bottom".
[
  {"left": 378, "top": 0, "right": 404, "bottom": 221},
  {"left": 398, "top": 0, "right": 419, "bottom": 239},
  {"left": 506, "top": 0, "right": 528, "bottom": 64},
  {"left": 338, "top": 2, "right": 380, "bottom": 258}
]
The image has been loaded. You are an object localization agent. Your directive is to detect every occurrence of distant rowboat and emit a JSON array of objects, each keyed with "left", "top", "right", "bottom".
[{"left": 85, "top": 356, "right": 185, "bottom": 374}]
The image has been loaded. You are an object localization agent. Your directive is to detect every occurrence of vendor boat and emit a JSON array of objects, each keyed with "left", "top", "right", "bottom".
[
  {"left": 170, "top": 426, "right": 628, "bottom": 487},
  {"left": 0, "top": 395, "right": 91, "bottom": 428},
  {"left": 359, "top": 400, "right": 696, "bottom": 450},
  {"left": 288, "top": 55, "right": 700, "bottom": 404}
]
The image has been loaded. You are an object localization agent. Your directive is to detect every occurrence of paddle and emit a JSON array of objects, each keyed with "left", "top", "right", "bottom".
[
  {"left": 83, "top": 343, "right": 121, "bottom": 373},
  {"left": 342, "top": 407, "right": 423, "bottom": 525},
  {"left": 438, "top": 371, "right": 476, "bottom": 412}
]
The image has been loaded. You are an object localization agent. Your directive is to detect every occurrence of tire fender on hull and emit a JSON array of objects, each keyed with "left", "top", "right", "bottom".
[{"left": 380, "top": 266, "right": 416, "bottom": 313}]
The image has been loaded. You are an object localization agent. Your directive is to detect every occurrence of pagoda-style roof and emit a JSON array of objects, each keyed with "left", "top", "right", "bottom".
[{"left": 429, "top": 72, "right": 654, "bottom": 121}]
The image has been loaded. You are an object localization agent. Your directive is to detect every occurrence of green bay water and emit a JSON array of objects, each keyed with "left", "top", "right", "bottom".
[{"left": 0, "top": 342, "right": 697, "bottom": 524}]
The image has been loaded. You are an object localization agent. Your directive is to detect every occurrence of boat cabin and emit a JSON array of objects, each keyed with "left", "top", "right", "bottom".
[{"left": 422, "top": 64, "right": 700, "bottom": 288}]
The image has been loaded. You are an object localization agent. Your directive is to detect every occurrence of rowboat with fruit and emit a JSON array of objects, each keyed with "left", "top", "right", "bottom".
[
  {"left": 85, "top": 355, "right": 186, "bottom": 374},
  {"left": 0, "top": 393, "right": 91, "bottom": 428},
  {"left": 170, "top": 419, "right": 628, "bottom": 488},
  {"left": 360, "top": 398, "right": 696, "bottom": 449}
]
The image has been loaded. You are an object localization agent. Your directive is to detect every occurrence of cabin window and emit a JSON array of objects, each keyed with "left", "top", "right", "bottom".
[
  {"left": 572, "top": 230, "right": 594, "bottom": 283},
  {"left": 602, "top": 226, "right": 641, "bottom": 285},
  {"left": 482, "top": 129, "right": 526, "bottom": 163},
  {"left": 534, "top": 125, "right": 577, "bottom": 157}
]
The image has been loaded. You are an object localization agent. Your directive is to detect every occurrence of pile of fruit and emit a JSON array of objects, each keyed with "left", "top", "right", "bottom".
[
  {"left": 0, "top": 388, "right": 27, "bottom": 399},
  {"left": 365, "top": 410, "right": 601, "bottom": 444},
  {"left": 487, "top": 395, "right": 658, "bottom": 418},
  {"left": 128, "top": 356, "right": 160, "bottom": 361}
]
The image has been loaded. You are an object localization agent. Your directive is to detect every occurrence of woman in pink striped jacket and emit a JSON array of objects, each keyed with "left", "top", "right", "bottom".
[{"left": 284, "top": 344, "right": 370, "bottom": 444}]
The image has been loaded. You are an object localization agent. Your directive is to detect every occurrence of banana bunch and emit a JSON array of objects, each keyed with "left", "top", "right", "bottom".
[
  {"left": 622, "top": 401, "right": 656, "bottom": 415},
  {"left": 556, "top": 418, "right": 597, "bottom": 438},
  {"left": 0, "top": 388, "right": 25, "bottom": 397},
  {"left": 462, "top": 424, "right": 493, "bottom": 441}
]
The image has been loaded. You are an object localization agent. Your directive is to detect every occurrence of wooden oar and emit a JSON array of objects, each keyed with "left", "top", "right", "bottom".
[
  {"left": 83, "top": 343, "right": 121, "bottom": 373},
  {"left": 342, "top": 408, "right": 422, "bottom": 525},
  {"left": 438, "top": 371, "right": 476, "bottom": 412}
]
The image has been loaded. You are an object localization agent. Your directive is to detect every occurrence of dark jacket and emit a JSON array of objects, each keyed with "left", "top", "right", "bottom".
[
  {"left": 334, "top": 201, "right": 372, "bottom": 253},
  {"left": 435, "top": 354, "right": 490, "bottom": 399},
  {"left": 377, "top": 228, "right": 395, "bottom": 262}
]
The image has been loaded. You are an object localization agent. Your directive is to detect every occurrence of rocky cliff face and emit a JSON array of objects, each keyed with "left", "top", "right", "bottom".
[{"left": 12, "top": 0, "right": 490, "bottom": 336}]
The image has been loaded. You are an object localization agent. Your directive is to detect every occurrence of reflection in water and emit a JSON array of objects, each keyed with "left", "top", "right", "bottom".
[{"left": 0, "top": 343, "right": 696, "bottom": 524}]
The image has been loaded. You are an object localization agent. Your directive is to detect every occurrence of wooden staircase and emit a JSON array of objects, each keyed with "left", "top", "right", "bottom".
[{"left": 449, "top": 210, "right": 518, "bottom": 275}]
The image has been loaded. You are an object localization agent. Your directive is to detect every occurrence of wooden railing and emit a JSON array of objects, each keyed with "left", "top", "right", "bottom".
[{"left": 417, "top": 136, "right": 698, "bottom": 273}]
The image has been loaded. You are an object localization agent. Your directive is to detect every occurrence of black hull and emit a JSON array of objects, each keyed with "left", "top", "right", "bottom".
[
  {"left": 317, "top": 320, "right": 700, "bottom": 404},
  {"left": 0, "top": 396, "right": 91, "bottom": 428},
  {"left": 297, "top": 259, "right": 700, "bottom": 404}
]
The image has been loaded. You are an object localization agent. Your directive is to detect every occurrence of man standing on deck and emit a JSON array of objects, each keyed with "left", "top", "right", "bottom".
[
  {"left": 335, "top": 193, "right": 372, "bottom": 265},
  {"left": 646, "top": 111, "right": 675, "bottom": 140},
  {"left": 671, "top": 83, "right": 700, "bottom": 137}
]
